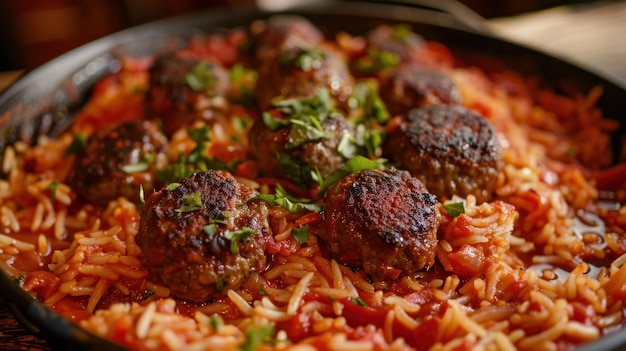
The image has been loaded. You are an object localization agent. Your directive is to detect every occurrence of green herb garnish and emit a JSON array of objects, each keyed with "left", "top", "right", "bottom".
[
  {"left": 229, "top": 64, "right": 257, "bottom": 106},
  {"left": 291, "top": 225, "right": 310, "bottom": 245},
  {"left": 312, "top": 156, "right": 386, "bottom": 201},
  {"left": 349, "top": 296, "right": 369, "bottom": 307},
  {"left": 355, "top": 48, "right": 400, "bottom": 73},
  {"left": 444, "top": 202, "right": 465, "bottom": 217},
  {"left": 176, "top": 191, "right": 203, "bottom": 216},
  {"left": 224, "top": 227, "right": 256, "bottom": 255},
  {"left": 241, "top": 324, "right": 275, "bottom": 351},
  {"left": 280, "top": 47, "right": 326, "bottom": 72},
  {"left": 45, "top": 182, "right": 60, "bottom": 201},
  {"left": 65, "top": 132, "right": 88, "bottom": 155},
  {"left": 185, "top": 62, "right": 215, "bottom": 92}
]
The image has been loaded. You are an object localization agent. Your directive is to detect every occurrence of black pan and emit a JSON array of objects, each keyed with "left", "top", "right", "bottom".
[{"left": 0, "top": 1, "right": 625, "bottom": 350}]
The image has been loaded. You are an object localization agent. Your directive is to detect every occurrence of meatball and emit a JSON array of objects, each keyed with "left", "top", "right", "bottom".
[
  {"left": 147, "top": 54, "right": 230, "bottom": 134},
  {"left": 136, "top": 171, "right": 271, "bottom": 302},
  {"left": 249, "top": 112, "right": 356, "bottom": 184},
  {"left": 379, "top": 64, "right": 461, "bottom": 117},
  {"left": 251, "top": 16, "right": 352, "bottom": 109},
  {"left": 384, "top": 106, "right": 502, "bottom": 203},
  {"left": 68, "top": 120, "right": 168, "bottom": 206},
  {"left": 365, "top": 24, "right": 426, "bottom": 64},
  {"left": 322, "top": 168, "right": 440, "bottom": 281},
  {"left": 251, "top": 15, "right": 324, "bottom": 61},
  {"left": 254, "top": 42, "right": 354, "bottom": 109}
]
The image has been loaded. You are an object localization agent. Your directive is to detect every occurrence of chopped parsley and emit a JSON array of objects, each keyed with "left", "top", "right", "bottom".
[
  {"left": 209, "top": 314, "right": 223, "bottom": 331},
  {"left": 263, "top": 89, "right": 337, "bottom": 149},
  {"left": 275, "top": 152, "right": 314, "bottom": 186},
  {"left": 203, "top": 224, "right": 217, "bottom": 236},
  {"left": 122, "top": 153, "right": 156, "bottom": 174},
  {"left": 45, "top": 181, "right": 60, "bottom": 201},
  {"left": 391, "top": 24, "right": 414, "bottom": 42},
  {"left": 355, "top": 48, "right": 400, "bottom": 74},
  {"left": 444, "top": 202, "right": 465, "bottom": 217},
  {"left": 229, "top": 64, "right": 257, "bottom": 106},
  {"left": 279, "top": 47, "right": 326, "bottom": 72},
  {"left": 157, "top": 125, "right": 238, "bottom": 184},
  {"left": 65, "top": 132, "right": 88, "bottom": 155},
  {"left": 348, "top": 81, "right": 390, "bottom": 124},
  {"left": 185, "top": 62, "right": 215, "bottom": 92},
  {"left": 216, "top": 277, "right": 227, "bottom": 291},
  {"left": 224, "top": 227, "right": 256, "bottom": 255},
  {"left": 291, "top": 225, "right": 310, "bottom": 245},
  {"left": 337, "top": 132, "right": 359, "bottom": 159},
  {"left": 241, "top": 324, "right": 275, "bottom": 351},
  {"left": 176, "top": 191, "right": 203, "bottom": 216},
  {"left": 312, "top": 156, "right": 386, "bottom": 201},
  {"left": 248, "top": 183, "right": 323, "bottom": 214},
  {"left": 139, "top": 185, "right": 145, "bottom": 204},
  {"left": 349, "top": 296, "right": 368, "bottom": 307},
  {"left": 166, "top": 183, "right": 181, "bottom": 191}
]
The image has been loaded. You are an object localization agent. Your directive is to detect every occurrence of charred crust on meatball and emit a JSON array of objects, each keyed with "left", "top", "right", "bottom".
[
  {"left": 384, "top": 105, "right": 502, "bottom": 203},
  {"left": 322, "top": 168, "right": 440, "bottom": 281},
  {"left": 379, "top": 64, "right": 461, "bottom": 117},
  {"left": 136, "top": 170, "right": 271, "bottom": 302},
  {"left": 68, "top": 120, "right": 168, "bottom": 206}
]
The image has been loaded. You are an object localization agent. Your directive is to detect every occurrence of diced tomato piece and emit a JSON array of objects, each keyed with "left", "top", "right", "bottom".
[{"left": 446, "top": 244, "right": 485, "bottom": 277}]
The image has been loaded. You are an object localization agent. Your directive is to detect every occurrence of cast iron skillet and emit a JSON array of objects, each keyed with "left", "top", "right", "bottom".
[{"left": 1, "top": 1, "right": 625, "bottom": 350}]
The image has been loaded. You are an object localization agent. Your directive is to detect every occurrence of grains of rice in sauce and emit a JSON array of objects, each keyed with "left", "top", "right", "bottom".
[{"left": 1, "top": 15, "right": 626, "bottom": 351}]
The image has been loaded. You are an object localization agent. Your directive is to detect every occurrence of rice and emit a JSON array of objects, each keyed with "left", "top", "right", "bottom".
[{"left": 0, "top": 17, "right": 624, "bottom": 351}]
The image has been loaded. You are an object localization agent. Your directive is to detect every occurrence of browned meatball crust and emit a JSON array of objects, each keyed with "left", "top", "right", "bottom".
[
  {"left": 322, "top": 168, "right": 440, "bottom": 281},
  {"left": 251, "top": 16, "right": 352, "bottom": 109},
  {"left": 254, "top": 42, "right": 354, "bottom": 110},
  {"left": 251, "top": 15, "right": 324, "bottom": 59},
  {"left": 136, "top": 171, "right": 271, "bottom": 302},
  {"left": 68, "top": 120, "right": 167, "bottom": 206},
  {"left": 249, "top": 113, "right": 356, "bottom": 184},
  {"left": 380, "top": 64, "right": 461, "bottom": 117},
  {"left": 365, "top": 24, "right": 425, "bottom": 64},
  {"left": 384, "top": 106, "right": 502, "bottom": 203},
  {"left": 147, "top": 54, "right": 230, "bottom": 134}
]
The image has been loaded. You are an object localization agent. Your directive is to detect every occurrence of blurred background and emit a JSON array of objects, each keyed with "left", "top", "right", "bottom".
[{"left": 0, "top": 0, "right": 624, "bottom": 82}]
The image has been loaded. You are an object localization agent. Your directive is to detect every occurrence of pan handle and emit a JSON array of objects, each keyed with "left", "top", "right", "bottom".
[
  {"left": 344, "top": 0, "right": 491, "bottom": 33},
  {"left": 256, "top": 0, "right": 491, "bottom": 33}
]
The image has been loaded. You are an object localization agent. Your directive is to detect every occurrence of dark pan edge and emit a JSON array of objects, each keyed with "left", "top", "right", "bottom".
[{"left": 0, "top": 2, "right": 625, "bottom": 350}]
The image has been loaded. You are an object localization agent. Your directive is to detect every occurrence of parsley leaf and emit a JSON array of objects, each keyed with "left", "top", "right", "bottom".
[
  {"left": 241, "top": 324, "right": 275, "bottom": 351},
  {"left": 203, "top": 224, "right": 217, "bottom": 236},
  {"left": 157, "top": 125, "right": 238, "bottom": 184},
  {"left": 355, "top": 48, "right": 400, "bottom": 74},
  {"left": 348, "top": 81, "right": 390, "bottom": 124},
  {"left": 444, "top": 202, "right": 465, "bottom": 217},
  {"left": 349, "top": 296, "right": 369, "bottom": 307},
  {"left": 264, "top": 89, "right": 339, "bottom": 149},
  {"left": 337, "top": 132, "right": 358, "bottom": 159},
  {"left": 185, "top": 62, "right": 215, "bottom": 92},
  {"left": 176, "top": 191, "right": 203, "bottom": 216},
  {"left": 291, "top": 225, "right": 309, "bottom": 245},
  {"left": 391, "top": 24, "right": 414, "bottom": 42},
  {"left": 224, "top": 227, "right": 256, "bottom": 255},
  {"left": 276, "top": 152, "right": 314, "bottom": 186},
  {"left": 209, "top": 314, "right": 223, "bottom": 331},
  {"left": 312, "top": 156, "right": 386, "bottom": 201},
  {"left": 166, "top": 183, "right": 181, "bottom": 191},
  {"left": 229, "top": 64, "right": 257, "bottom": 106},
  {"left": 45, "top": 182, "right": 60, "bottom": 201},
  {"left": 279, "top": 47, "right": 326, "bottom": 72},
  {"left": 65, "top": 132, "right": 88, "bottom": 155},
  {"left": 251, "top": 183, "right": 323, "bottom": 214}
]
